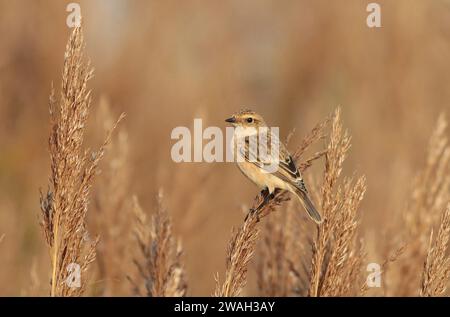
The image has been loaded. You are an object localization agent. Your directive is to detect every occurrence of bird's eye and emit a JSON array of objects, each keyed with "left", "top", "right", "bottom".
[{"left": 247, "top": 117, "right": 253, "bottom": 123}]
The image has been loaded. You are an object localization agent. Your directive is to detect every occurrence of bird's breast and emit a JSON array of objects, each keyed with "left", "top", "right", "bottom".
[{"left": 236, "top": 161, "right": 291, "bottom": 192}]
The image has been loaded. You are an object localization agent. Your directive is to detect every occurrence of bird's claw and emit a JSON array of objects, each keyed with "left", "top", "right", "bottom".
[{"left": 245, "top": 208, "right": 260, "bottom": 222}]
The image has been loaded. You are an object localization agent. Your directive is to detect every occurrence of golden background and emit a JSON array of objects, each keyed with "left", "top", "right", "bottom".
[{"left": 0, "top": 0, "right": 448, "bottom": 296}]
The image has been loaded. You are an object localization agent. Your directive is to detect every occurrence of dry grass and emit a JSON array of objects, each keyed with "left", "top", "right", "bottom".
[
  {"left": 129, "top": 192, "right": 187, "bottom": 297},
  {"left": 385, "top": 114, "right": 450, "bottom": 296},
  {"left": 90, "top": 98, "right": 132, "bottom": 296},
  {"left": 39, "top": 27, "right": 123, "bottom": 296},
  {"left": 256, "top": 198, "right": 314, "bottom": 296},
  {"left": 214, "top": 206, "right": 262, "bottom": 297},
  {"left": 254, "top": 118, "right": 330, "bottom": 297},
  {"left": 360, "top": 244, "right": 406, "bottom": 296},
  {"left": 37, "top": 37, "right": 450, "bottom": 298},
  {"left": 421, "top": 203, "right": 450, "bottom": 296},
  {"left": 1, "top": 4, "right": 449, "bottom": 297},
  {"left": 308, "top": 108, "right": 367, "bottom": 297},
  {"left": 416, "top": 115, "right": 450, "bottom": 297}
]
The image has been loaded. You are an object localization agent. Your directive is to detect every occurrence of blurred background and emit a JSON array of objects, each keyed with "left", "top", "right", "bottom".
[{"left": 0, "top": 0, "right": 449, "bottom": 296}]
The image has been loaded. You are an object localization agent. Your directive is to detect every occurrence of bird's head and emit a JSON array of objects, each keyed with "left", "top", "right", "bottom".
[{"left": 225, "top": 109, "right": 267, "bottom": 128}]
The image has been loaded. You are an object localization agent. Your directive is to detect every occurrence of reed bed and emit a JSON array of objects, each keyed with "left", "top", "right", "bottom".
[
  {"left": 214, "top": 110, "right": 450, "bottom": 298},
  {"left": 384, "top": 114, "right": 450, "bottom": 296},
  {"left": 1, "top": 11, "right": 447, "bottom": 297}
]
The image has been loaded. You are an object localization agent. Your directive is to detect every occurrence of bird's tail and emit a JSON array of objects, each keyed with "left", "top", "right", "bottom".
[{"left": 293, "top": 186, "right": 323, "bottom": 224}]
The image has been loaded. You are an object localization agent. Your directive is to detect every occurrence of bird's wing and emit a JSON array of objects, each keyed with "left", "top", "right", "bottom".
[
  {"left": 238, "top": 129, "right": 307, "bottom": 192},
  {"left": 275, "top": 143, "right": 309, "bottom": 193}
]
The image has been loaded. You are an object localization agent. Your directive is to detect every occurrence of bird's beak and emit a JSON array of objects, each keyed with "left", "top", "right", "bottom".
[{"left": 225, "top": 117, "right": 236, "bottom": 123}]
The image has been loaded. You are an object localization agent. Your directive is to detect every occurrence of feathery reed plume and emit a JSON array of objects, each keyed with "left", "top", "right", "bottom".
[
  {"left": 420, "top": 203, "right": 450, "bottom": 296},
  {"left": 391, "top": 113, "right": 449, "bottom": 296},
  {"left": 255, "top": 118, "right": 330, "bottom": 297},
  {"left": 360, "top": 245, "right": 406, "bottom": 295},
  {"left": 308, "top": 108, "right": 367, "bottom": 297},
  {"left": 406, "top": 114, "right": 449, "bottom": 236},
  {"left": 216, "top": 116, "right": 329, "bottom": 297},
  {"left": 256, "top": 199, "right": 314, "bottom": 296},
  {"left": 256, "top": 208, "right": 292, "bottom": 297},
  {"left": 318, "top": 177, "right": 366, "bottom": 296},
  {"left": 130, "top": 192, "right": 187, "bottom": 297},
  {"left": 91, "top": 98, "right": 131, "bottom": 296},
  {"left": 39, "top": 27, "right": 123, "bottom": 296},
  {"left": 214, "top": 207, "right": 261, "bottom": 297}
]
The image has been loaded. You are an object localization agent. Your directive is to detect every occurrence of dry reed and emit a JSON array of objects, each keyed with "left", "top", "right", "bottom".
[
  {"left": 360, "top": 244, "right": 406, "bottom": 295},
  {"left": 129, "top": 192, "right": 187, "bottom": 297},
  {"left": 255, "top": 118, "right": 330, "bottom": 297},
  {"left": 91, "top": 98, "right": 132, "bottom": 296},
  {"left": 32, "top": 25, "right": 449, "bottom": 298},
  {"left": 304, "top": 108, "right": 367, "bottom": 297},
  {"left": 39, "top": 26, "right": 123, "bottom": 296},
  {"left": 421, "top": 203, "right": 450, "bottom": 296},
  {"left": 256, "top": 199, "right": 314, "bottom": 296},
  {"left": 417, "top": 114, "right": 450, "bottom": 295},
  {"left": 389, "top": 113, "right": 450, "bottom": 296},
  {"left": 214, "top": 206, "right": 262, "bottom": 297}
]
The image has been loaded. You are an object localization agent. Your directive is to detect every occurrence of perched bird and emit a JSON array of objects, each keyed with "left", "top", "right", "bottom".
[{"left": 225, "top": 109, "right": 322, "bottom": 224}]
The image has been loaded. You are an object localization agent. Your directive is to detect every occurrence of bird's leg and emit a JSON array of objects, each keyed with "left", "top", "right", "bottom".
[
  {"left": 254, "top": 188, "right": 271, "bottom": 212},
  {"left": 272, "top": 188, "right": 281, "bottom": 196},
  {"left": 247, "top": 188, "right": 271, "bottom": 221}
]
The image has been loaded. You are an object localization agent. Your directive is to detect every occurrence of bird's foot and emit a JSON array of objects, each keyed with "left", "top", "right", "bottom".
[{"left": 246, "top": 207, "right": 260, "bottom": 223}]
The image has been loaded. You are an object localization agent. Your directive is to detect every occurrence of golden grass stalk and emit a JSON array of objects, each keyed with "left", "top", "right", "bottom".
[
  {"left": 406, "top": 114, "right": 449, "bottom": 236},
  {"left": 420, "top": 203, "right": 450, "bottom": 296},
  {"left": 40, "top": 27, "right": 123, "bottom": 296},
  {"left": 256, "top": 208, "right": 292, "bottom": 297},
  {"left": 255, "top": 119, "right": 330, "bottom": 297},
  {"left": 360, "top": 245, "right": 406, "bottom": 295},
  {"left": 391, "top": 113, "right": 449, "bottom": 296},
  {"left": 214, "top": 207, "right": 261, "bottom": 297},
  {"left": 129, "top": 192, "right": 187, "bottom": 297},
  {"left": 215, "top": 115, "right": 329, "bottom": 297},
  {"left": 256, "top": 199, "right": 314, "bottom": 296},
  {"left": 91, "top": 98, "right": 131, "bottom": 296},
  {"left": 308, "top": 108, "right": 367, "bottom": 297}
]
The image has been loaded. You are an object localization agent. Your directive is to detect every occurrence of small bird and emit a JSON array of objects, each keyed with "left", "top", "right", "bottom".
[{"left": 225, "top": 109, "right": 322, "bottom": 224}]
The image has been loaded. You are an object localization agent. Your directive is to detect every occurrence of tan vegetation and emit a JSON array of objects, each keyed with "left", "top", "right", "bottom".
[
  {"left": 0, "top": 1, "right": 449, "bottom": 297},
  {"left": 385, "top": 114, "right": 450, "bottom": 296},
  {"left": 90, "top": 98, "right": 132, "bottom": 296},
  {"left": 129, "top": 193, "right": 187, "bottom": 297},
  {"left": 39, "top": 27, "right": 123, "bottom": 296},
  {"left": 421, "top": 203, "right": 450, "bottom": 296}
]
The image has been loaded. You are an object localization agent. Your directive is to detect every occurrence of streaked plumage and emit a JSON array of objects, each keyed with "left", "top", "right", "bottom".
[{"left": 225, "top": 109, "right": 322, "bottom": 224}]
